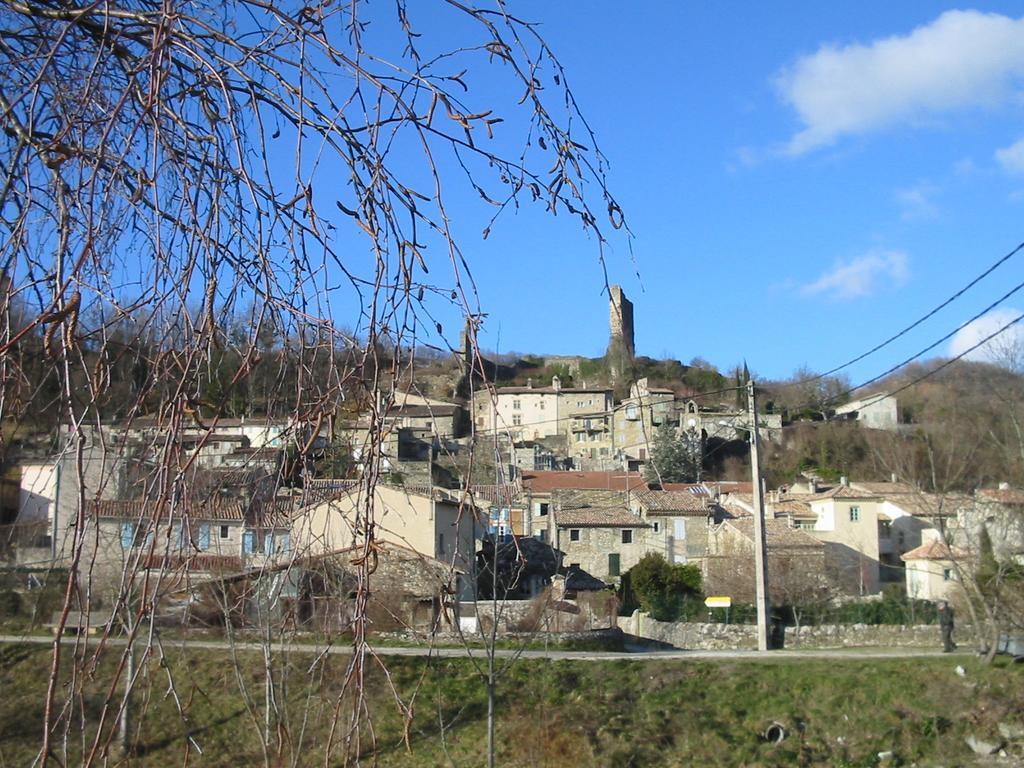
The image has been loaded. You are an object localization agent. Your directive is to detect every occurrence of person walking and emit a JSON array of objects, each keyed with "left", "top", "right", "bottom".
[{"left": 938, "top": 600, "right": 956, "bottom": 652}]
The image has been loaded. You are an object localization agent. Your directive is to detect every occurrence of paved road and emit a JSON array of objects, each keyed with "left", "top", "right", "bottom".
[{"left": 0, "top": 633, "right": 972, "bottom": 662}]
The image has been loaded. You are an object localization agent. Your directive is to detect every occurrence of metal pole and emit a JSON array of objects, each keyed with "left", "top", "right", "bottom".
[{"left": 748, "top": 380, "right": 771, "bottom": 651}]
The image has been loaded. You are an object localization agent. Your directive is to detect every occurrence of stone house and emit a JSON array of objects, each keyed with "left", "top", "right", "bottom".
[
  {"left": 901, "top": 540, "right": 969, "bottom": 603},
  {"left": 520, "top": 470, "right": 648, "bottom": 541},
  {"left": 704, "top": 518, "right": 827, "bottom": 604},
  {"left": 775, "top": 482, "right": 882, "bottom": 595},
  {"left": 833, "top": 392, "right": 900, "bottom": 430},
  {"left": 551, "top": 489, "right": 650, "bottom": 582},
  {"left": 82, "top": 495, "right": 294, "bottom": 591},
  {"left": 472, "top": 377, "right": 614, "bottom": 462},
  {"left": 290, "top": 484, "right": 482, "bottom": 596},
  {"left": 971, "top": 485, "right": 1024, "bottom": 563},
  {"left": 632, "top": 489, "right": 723, "bottom": 565},
  {"left": 611, "top": 378, "right": 675, "bottom": 465},
  {"left": 170, "top": 542, "right": 463, "bottom": 634}
]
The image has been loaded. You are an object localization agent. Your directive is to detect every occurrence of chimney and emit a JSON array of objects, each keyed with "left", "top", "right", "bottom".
[
  {"left": 891, "top": 473, "right": 897, "bottom": 483},
  {"left": 526, "top": 378, "right": 533, "bottom": 389},
  {"left": 809, "top": 479, "right": 818, "bottom": 493},
  {"left": 840, "top": 476, "right": 848, "bottom": 487},
  {"left": 999, "top": 481, "right": 1010, "bottom": 490},
  {"left": 552, "top": 375, "right": 562, "bottom": 392}
]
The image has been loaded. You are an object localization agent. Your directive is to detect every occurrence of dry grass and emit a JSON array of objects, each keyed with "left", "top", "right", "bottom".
[{"left": 0, "top": 642, "right": 1021, "bottom": 766}]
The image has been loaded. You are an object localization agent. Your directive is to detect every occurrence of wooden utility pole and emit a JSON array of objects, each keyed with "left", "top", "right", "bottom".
[{"left": 748, "top": 380, "right": 771, "bottom": 651}]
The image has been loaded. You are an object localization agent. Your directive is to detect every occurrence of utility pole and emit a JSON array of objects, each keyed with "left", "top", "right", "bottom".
[{"left": 747, "top": 379, "right": 771, "bottom": 651}]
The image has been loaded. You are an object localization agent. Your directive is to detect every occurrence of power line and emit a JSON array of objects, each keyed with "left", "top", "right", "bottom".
[
  {"left": 781, "top": 238, "right": 1024, "bottom": 388},
  {"left": 873, "top": 311, "right": 1024, "bottom": 402},
  {"left": 827, "top": 275, "right": 1024, "bottom": 406}
]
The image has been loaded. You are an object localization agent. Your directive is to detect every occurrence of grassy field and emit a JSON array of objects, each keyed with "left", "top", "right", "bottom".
[{"left": 1, "top": 641, "right": 1021, "bottom": 767}]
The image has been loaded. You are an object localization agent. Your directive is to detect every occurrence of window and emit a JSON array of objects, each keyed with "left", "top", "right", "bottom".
[
  {"left": 569, "top": 562, "right": 580, "bottom": 570},
  {"left": 197, "top": 524, "right": 211, "bottom": 551},
  {"left": 625, "top": 405, "right": 638, "bottom": 421},
  {"left": 849, "top": 506, "right": 861, "bottom": 522},
  {"left": 569, "top": 529, "right": 580, "bottom": 542},
  {"left": 796, "top": 520, "right": 815, "bottom": 530},
  {"left": 536, "top": 529, "right": 548, "bottom": 543},
  {"left": 513, "top": 399, "right": 521, "bottom": 410},
  {"left": 220, "top": 525, "right": 230, "bottom": 539},
  {"left": 512, "top": 414, "right": 521, "bottom": 426},
  {"left": 242, "top": 530, "right": 256, "bottom": 554},
  {"left": 653, "top": 521, "right": 660, "bottom": 533},
  {"left": 539, "top": 400, "right": 545, "bottom": 410},
  {"left": 608, "top": 553, "right": 621, "bottom": 577},
  {"left": 120, "top": 522, "right": 136, "bottom": 550},
  {"left": 536, "top": 502, "right": 549, "bottom": 517},
  {"left": 119, "top": 523, "right": 150, "bottom": 550},
  {"left": 879, "top": 520, "right": 892, "bottom": 538},
  {"left": 621, "top": 529, "right": 633, "bottom": 544},
  {"left": 943, "top": 568, "right": 956, "bottom": 582}
]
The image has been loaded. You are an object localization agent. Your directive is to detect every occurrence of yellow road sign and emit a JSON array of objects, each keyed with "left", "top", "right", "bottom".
[{"left": 704, "top": 596, "right": 732, "bottom": 608}]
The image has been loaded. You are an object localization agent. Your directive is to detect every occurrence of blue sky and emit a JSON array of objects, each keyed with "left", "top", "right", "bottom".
[{"left": 400, "top": 2, "right": 1024, "bottom": 384}]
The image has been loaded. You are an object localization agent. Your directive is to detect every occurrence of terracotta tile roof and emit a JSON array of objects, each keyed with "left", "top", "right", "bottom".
[
  {"left": 771, "top": 499, "right": 815, "bottom": 518},
  {"left": 720, "top": 502, "right": 752, "bottom": 518},
  {"left": 795, "top": 485, "right": 875, "bottom": 501},
  {"left": 635, "top": 490, "right": 708, "bottom": 515},
  {"left": 849, "top": 481, "right": 918, "bottom": 496},
  {"left": 883, "top": 493, "right": 970, "bottom": 518},
  {"left": 901, "top": 540, "right": 968, "bottom": 562},
  {"left": 390, "top": 404, "right": 460, "bottom": 418},
  {"left": 556, "top": 489, "right": 630, "bottom": 509},
  {"left": 458, "top": 484, "right": 522, "bottom": 506},
  {"left": 723, "top": 519, "right": 824, "bottom": 551},
  {"left": 977, "top": 487, "right": 1024, "bottom": 505},
  {"left": 659, "top": 483, "right": 709, "bottom": 493},
  {"left": 556, "top": 507, "right": 649, "bottom": 528},
  {"left": 702, "top": 481, "right": 753, "bottom": 495},
  {"left": 521, "top": 471, "right": 648, "bottom": 493},
  {"left": 492, "top": 385, "right": 612, "bottom": 395},
  {"left": 89, "top": 499, "right": 247, "bottom": 521},
  {"left": 143, "top": 554, "right": 244, "bottom": 572}
]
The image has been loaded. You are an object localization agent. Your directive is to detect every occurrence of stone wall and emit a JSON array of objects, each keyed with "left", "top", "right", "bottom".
[{"left": 617, "top": 611, "right": 951, "bottom": 650}]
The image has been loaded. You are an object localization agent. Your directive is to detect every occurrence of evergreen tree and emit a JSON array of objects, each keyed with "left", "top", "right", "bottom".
[{"left": 645, "top": 420, "right": 701, "bottom": 484}]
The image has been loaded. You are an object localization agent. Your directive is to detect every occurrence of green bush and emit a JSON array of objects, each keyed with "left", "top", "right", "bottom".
[
  {"left": 0, "top": 590, "right": 22, "bottom": 617},
  {"left": 620, "top": 554, "right": 702, "bottom": 622}
]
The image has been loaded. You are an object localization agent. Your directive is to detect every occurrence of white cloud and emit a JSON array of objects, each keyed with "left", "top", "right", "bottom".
[
  {"left": 800, "top": 250, "right": 909, "bottom": 300},
  {"left": 776, "top": 10, "right": 1024, "bottom": 154},
  {"left": 894, "top": 183, "right": 938, "bottom": 220},
  {"left": 949, "top": 308, "right": 1024, "bottom": 362},
  {"left": 996, "top": 137, "right": 1024, "bottom": 173},
  {"left": 953, "top": 157, "right": 978, "bottom": 175}
]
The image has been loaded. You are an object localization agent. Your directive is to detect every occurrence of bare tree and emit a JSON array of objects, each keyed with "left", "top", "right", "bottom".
[{"left": 0, "top": 1, "right": 625, "bottom": 764}]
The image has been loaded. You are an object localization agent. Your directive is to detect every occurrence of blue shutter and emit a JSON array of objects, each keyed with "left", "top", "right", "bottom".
[
  {"left": 264, "top": 533, "right": 274, "bottom": 555},
  {"left": 198, "top": 524, "right": 210, "bottom": 551},
  {"left": 243, "top": 530, "right": 255, "bottom": 554},
  {"left": 279, "top": 532, "right": 290, "bottom": 553},
  {"left": 120, "top": 522, "right": 135, "bottom": 549},
  {"left": 175, "top": 524, "right": 185, "bottom": 549}
]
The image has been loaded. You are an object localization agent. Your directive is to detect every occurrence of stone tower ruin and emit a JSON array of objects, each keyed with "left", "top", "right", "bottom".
[{"left": 608, "top": 284, "right": 635, "bottom": 359}]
